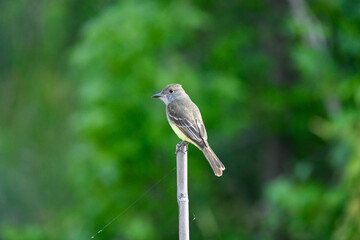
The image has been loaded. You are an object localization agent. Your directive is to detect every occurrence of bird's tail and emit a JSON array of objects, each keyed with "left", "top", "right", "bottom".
[{"left": 202, "top": 146, "right": 225, "bottom": 177}]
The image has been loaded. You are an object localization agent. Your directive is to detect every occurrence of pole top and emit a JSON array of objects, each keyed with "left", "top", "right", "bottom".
[{"left": 176, "top": 141, "right": 189, "bottom": 154}]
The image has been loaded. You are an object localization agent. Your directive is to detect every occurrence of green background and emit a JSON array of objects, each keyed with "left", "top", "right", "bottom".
[{"left": 1, "top": 0, "right": 360, "bottom": 239}]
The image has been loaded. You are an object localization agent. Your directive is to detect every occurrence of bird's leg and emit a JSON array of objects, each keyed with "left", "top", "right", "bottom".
[{"left": 176, "top": 141, "right": 189, "bottom": 154}]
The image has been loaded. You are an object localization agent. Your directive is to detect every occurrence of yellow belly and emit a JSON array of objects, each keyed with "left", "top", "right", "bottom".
[{"left": 169, "top": 122, "right": 197, "bottom": 146}]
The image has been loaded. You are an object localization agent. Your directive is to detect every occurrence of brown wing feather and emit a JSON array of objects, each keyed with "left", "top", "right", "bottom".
[{"left": 193, "top": 104, "right": 207, "bottom": 136}]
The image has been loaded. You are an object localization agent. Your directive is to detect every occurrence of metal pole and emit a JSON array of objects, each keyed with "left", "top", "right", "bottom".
[{"left": 176, "top": 141, "right": 189, "bottom": 240}]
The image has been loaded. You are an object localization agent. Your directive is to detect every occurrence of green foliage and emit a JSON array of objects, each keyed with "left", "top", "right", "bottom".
[
  {"left": 1, "top": 0, "right": 360, "bottom": 239},
  {"left": 264, "top": 179, "right": 345, "bottom": 240}
]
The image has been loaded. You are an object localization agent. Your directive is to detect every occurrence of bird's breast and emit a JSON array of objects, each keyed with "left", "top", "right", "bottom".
[{"left": 168, "top": 120, "right": 197, "bottom": 146}]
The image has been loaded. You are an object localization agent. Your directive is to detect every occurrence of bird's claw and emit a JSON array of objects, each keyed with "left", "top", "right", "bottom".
[{"left": 175, "top": 141, "right": 188, "bottom": 154}]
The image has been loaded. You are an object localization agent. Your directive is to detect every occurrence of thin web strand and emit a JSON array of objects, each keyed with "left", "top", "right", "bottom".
[{"left": 90, "top": 167, "right": 176, "bottom": 239}]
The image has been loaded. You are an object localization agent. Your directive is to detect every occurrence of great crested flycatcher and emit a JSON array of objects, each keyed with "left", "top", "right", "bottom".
[{"left": 152, "top": 84, "right": 225, "bottom": 177}]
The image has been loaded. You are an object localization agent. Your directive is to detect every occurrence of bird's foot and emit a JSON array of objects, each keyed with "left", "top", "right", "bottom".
[{"left": 175, "top": 141, "right": 188, "bottom": 154}]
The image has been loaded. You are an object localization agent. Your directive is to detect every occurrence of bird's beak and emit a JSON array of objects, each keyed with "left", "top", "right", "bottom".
[{"left": 152, "top": 93, "right": 163, "bottom": 98}]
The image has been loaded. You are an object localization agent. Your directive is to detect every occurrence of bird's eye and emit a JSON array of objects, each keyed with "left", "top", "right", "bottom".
[{"left": 169, "top": 89, "right": 173, "bottom": 93}]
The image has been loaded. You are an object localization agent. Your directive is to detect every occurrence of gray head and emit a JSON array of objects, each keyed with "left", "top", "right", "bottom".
[{"left": 152, "top": 84, "right": 188, "bottom": 105}]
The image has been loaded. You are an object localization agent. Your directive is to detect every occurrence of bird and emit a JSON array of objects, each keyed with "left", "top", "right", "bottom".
[{"left": 152, "top": 84, "right": 225, "bottom": 177}]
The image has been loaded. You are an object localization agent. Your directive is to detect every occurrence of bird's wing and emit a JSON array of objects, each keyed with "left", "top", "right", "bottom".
[
  {"left": 194, "top": 112, "right": 208, "bottom": 141},
  {"left": 167, "top": 102, "right": 206, "bottom": 149}
]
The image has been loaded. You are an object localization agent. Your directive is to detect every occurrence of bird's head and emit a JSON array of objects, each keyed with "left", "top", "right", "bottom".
[{"left": 152, "top": 84, "right": 187, "bottom": 104}]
